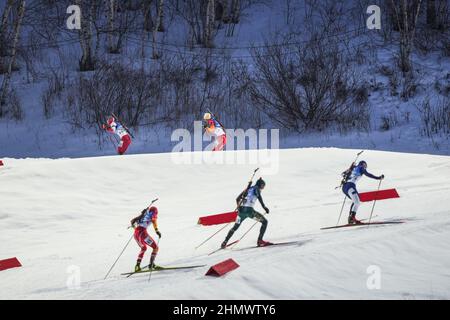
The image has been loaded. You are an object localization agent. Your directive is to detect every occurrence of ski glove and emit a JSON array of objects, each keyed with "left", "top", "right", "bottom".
[
  {"left": 156, "top": 229, "right": 162, "bottom": 238},
  {"left": 263, "top": 206, "right": 270, "bottom": 214},
  {"left": 379, "top": 174, "right": 385, "bottom": 180}
]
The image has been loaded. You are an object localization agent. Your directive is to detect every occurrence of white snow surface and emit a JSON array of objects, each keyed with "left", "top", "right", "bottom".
[{"left": 1, "top": 148, "right": 449, "bottom": 299}]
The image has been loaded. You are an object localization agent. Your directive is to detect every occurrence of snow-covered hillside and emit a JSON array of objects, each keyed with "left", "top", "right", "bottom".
[
  {"left": 1, "top": 148, "right": 449, "bottom": 299},
  {"left": 0, "top": 1, "right": 449, "bottom": 159}
]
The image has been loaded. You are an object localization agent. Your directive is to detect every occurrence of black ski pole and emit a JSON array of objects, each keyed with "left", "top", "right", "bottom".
[
  {"left": 336, "top": 196, "right": 347, "bottom": 226},
  {"left": 195, "top": 168, "right": 259, "bottom": 249},
  {"left": 148, "top": 237, "right": 161, "bottom": 283},
  {"left": 367, "top": 179, "right": 383, "bottom": 227},
  {"left": 104, "top": 234, "right": 134, "bottom": 280}
]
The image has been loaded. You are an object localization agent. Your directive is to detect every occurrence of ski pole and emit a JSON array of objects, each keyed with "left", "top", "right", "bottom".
[
  {"left": 368, "top": 179, "right": 383, "bottom": 227},
  {"left": 106, "top": 198, "right": 159, "bottom": 278},
  {"left": 195, "top": 168, "right": 259, "bottom": 250},
  {"left": 336, "top": 196, "right": 347, "bottom": 226},
  {"left": 148, "top": 237, "right": 161, "bottom": 283},
  {"left": 195, "top": 223, "right": 231, "bottom": 250},
  {"left": 104, "top": 233, "right": 134, "bottom": 280}
]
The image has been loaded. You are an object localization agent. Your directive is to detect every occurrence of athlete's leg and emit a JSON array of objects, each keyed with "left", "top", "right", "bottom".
[
  {"left": 143, "top": 234, "right": 158, "bottom": 267},
  {"left": 222, "top": 207, "right": 250, "bottom": 246},
  {"left": 213, "top": 135, "right": 226, "bottom": 151},
  {"left": 348, "top": 187, "right": 360, "bottom": 214},
  {"left": 134, "top": 228, "right": 147, "bottom": 265},
  {"left": 118, "top": 135, "right": 131, "bottom": 155},
  {"left": 252, "top": 212, "right": 268, "bottom": 242},
  {"left": 347, "top": 187, "right": 361, "bottom": 223},
  {"left": 223, "top": 216, "right": 243, "bottom": 244}
]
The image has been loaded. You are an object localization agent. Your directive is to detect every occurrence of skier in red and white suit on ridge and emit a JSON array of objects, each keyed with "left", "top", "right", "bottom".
[
  {"left": 102, "top": 116, "right": 132, "bottom": 155},
  {"left": 203, "top": 112, "right": 226, "bottom": 151},
  {"left": 130, "top": 206, "right": 162, "bottom": 272}
]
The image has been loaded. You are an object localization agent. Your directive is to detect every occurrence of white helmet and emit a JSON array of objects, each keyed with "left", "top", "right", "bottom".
[{"left": 203, "top": 112, "right": 211, "bottom": 120}]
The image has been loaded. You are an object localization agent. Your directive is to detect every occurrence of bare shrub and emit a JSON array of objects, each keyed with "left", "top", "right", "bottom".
[
  {"left": 41, "top": 70, "right": 67, "bottom": 119},
  {"left": 378, "top": 65, "right": 394, "bottom": 77},
  {"left": 417, "top": 96, "right": 450, "bottom": 137},
  {"left": 354, "top": 85, "right": 369, "bottom": 105},
  {"left": 1, "top": 89, "right": 23, "bottom": 121},
  {"left": 380, "top": 112, "right": 399, "bottom": 131},
  {"left": 66, "top": 62, "right": 160, "bottom": 131},
  {"left": 238, "top": 36, "right": 370, "bottom": 133},
  {"left": 389, "top": 72, "right": 399, "bottom": 96},
  {"left": 443, "top": 40, "right": 450, "bottom": 57}
]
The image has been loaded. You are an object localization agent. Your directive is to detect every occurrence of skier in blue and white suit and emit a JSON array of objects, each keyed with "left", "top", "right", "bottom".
[{"left": 342, "top": 161, "right": 384, "bottom": 224}]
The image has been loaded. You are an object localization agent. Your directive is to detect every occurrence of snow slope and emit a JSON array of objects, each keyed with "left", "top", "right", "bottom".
[{"left": 0, "top": 148, "right": 449, "bottom": 299}]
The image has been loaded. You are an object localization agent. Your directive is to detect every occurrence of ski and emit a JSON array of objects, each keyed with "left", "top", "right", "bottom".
[
  {"left": 122, "top": 264, "right": 206, "bottom": 277},
  {"left": 233, "top": 241, "right": 301, "bottom": 251},
  {"left": 208, "top": 240, "right": 239, "bottom": 256},
  {"left": 321, "top": 221, "right": 404, "bottom": 230}
]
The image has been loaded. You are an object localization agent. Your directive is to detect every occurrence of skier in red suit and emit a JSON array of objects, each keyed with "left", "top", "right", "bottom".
[
  {"left": 203, "top": 112, "right": 226, "bottom": 151},
  {"left": 102, "top": 116, "right": 132, "bottom": 155},
  {"left": 130, "top": 206, "right": 162, "bottom": 272}
]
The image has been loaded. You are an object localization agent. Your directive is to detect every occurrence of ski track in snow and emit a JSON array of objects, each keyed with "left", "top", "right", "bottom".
[{"left": 0, "top": 148, "right": 449, "bottom": 299}]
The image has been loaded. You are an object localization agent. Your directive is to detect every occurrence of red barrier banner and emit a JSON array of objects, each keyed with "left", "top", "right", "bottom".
[
  {"left": 198, "top": 211, "right": 237, "bottom": 226},
  {"left": 0, "top": 257, "right": 22, "bottom": 271},
  {"left": 359, "top": 188, "right": 400, "bottom": 202}
]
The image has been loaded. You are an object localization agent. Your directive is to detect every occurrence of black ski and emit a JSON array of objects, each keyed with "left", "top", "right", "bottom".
[
  {"left": 321, "top": 221, "right": 404, "bottom": 230},
  {"left": 208, "top": 240, "right": 239, "bottom": 256},
  {"left": 122, "top": 264, "right": 206, "bottom": 277},
  {"left": 233, "top": 241, "right": 301, "bottom": 251}
]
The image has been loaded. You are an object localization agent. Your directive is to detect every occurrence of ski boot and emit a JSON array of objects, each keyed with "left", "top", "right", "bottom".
[
  {"left": 257, "top": 239, "right": 273, "bottom": 247},
  {"left": 148, "top": 254, "right": 159, "bottom": 270},
  {"left": 134, "top": 262, "right": 141, "bottom": 272},
  {"left": 149, "top": 262, "right": 162, "bottom": 271},
  {"left": 348, "top": 212, "right": 361, "bottom": 225}
]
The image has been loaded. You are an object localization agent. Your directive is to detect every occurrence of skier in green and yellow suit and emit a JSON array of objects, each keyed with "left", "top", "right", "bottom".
[{"left": 221, "top": 178, "right": 272, "bottom": 248}]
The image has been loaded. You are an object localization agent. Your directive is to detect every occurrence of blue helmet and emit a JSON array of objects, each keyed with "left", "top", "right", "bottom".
[{"left": 358, "top": 160, "right": 367, "bottom": 168}]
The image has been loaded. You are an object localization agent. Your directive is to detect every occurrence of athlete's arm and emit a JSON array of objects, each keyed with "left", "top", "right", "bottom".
[{"left": 362, "top": 168, "right": 383, "bottom": 180}]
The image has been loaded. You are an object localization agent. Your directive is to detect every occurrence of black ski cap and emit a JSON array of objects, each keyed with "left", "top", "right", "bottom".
[
  {"left": 256, "top": 177, "right": 266, "bottom": 188},
  {"left": 358, "top": 160, "right": 367, "bottom": 168}
]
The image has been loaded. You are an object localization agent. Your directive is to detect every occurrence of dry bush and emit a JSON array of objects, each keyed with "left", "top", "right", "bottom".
[
  {"left": 418, "top": 96, "right": 450, "bottom": 138},
  {"left": 65, "top": 62, "right": 159, "bottom": 131},
  {"left": 41, "top": 69, "right": 67, "bottom": 118},
  {"left": 1, "top": 89, "right": 23, "bottom": 121},
  {"left": 237, "top": 36, "right": 370, "bottom": 133}
]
